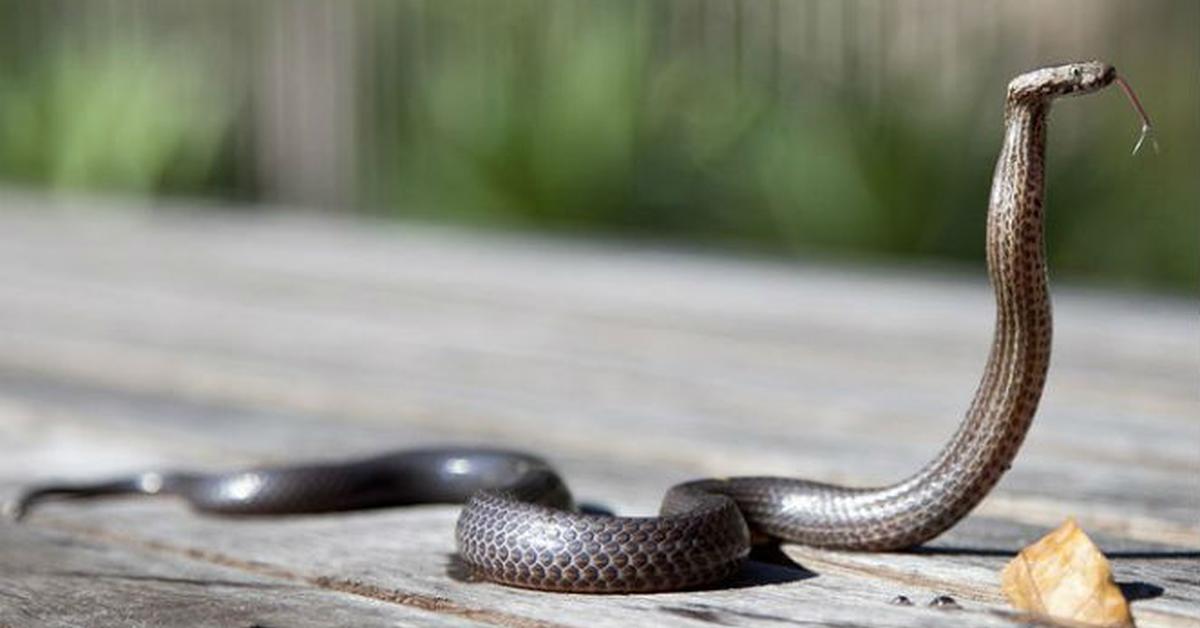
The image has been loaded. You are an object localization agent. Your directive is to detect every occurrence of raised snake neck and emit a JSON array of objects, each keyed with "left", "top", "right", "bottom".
[{"left": 12, "top": 62, "right": 1131, "bottom": 593}]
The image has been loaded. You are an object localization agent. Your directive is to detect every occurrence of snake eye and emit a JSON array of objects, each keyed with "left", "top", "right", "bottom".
[{"left": 1071, "top": 67, "right": 1082, "bottom": 79}]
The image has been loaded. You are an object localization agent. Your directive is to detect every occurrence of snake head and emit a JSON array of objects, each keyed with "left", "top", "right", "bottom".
[{"left": 1007, "top": 61, "right": 1116, "bottom": 102}]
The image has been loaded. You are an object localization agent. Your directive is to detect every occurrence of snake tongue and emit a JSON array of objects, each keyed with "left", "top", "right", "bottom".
[{"left": 1114, "top": 75, "right": 1158, "bottom": 156}]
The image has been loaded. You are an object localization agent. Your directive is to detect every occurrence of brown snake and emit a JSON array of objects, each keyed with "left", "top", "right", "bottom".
[{"left": 12, "top": 62, "right": 1152, "bottom": 593}]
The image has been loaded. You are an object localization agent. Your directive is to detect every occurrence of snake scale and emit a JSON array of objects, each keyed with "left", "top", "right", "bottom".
[{"left": 12, "top": 62, "right": 1151, "bottom": 593}]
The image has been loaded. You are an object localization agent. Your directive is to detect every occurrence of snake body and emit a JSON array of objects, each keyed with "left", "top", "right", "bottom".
[{"left": 13, "top": 62, "right": 1126, "bottom": 593}]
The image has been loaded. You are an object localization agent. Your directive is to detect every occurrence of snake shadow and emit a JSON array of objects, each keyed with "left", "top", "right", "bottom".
[
  {"left": 729, "top": 542, "right": 817, "bottom": 589},
  {"left": 443, "top": 543, "right": 815, "bottom": 591},
  {"left": 580, "top": 502, "right": 816, "bottom": 589},
  {"left": 444, "top": 503, "right": 814, "bottom": 591}
]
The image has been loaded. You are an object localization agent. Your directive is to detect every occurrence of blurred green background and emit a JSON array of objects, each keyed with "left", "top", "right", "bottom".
[{"left": 1, "top": 0, "right": 1196, "bottom": 292}]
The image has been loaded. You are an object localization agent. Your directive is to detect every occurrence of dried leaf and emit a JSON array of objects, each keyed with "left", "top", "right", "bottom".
[{"left": 1001, "top": 518, "right": 1134, "bottom": 627}]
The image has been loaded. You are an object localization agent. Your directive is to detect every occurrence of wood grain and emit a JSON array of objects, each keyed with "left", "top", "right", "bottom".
[
  {"left": 0, "top": 524, "right": 500, "bottom": 628},
  {"left": 0, "top": 195, "right": 1195, "bottom": 627}
]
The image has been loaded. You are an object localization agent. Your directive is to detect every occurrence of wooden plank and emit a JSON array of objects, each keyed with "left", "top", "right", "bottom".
[
  {"left": 1, "top": 368, "right": 1195, "bottom": 628},
  {"left": 0, "top": 202, "right": 1194, "bottom": 535},
  {"left": 783, "top": 520, "right": 1200, "bottom": 627},
  {"left": 1, "top": 360, "right": 1195, "bottom": 547},
  {"left": 9, "top": 504, "right": 1023, "bottom": 628},
  {"left": 0, "top": 197, "right": 1196, "bottom": 626},
  {"left": 0, "top": 524, "right": 506, "bottom": 628}
]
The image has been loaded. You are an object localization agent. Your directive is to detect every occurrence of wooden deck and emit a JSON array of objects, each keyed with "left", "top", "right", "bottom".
[{"left": 1, "top": 195, "right": 1196, "bottom": 627}]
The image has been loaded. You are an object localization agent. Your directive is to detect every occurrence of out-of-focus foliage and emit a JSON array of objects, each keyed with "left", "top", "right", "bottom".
[
  {"left": 0, "top": 35, "right": 235, "bottom": 195},
  {"left": 0, "top": 1, "right": 1196, "bottom": 292},
  {"left": 368, "top": 1, "right": 1197, "bottom": 291}
]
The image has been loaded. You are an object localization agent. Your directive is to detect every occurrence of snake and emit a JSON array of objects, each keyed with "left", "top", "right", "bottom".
[{"left": 10, "top": 62, "right": 1151, "bottom": 593}]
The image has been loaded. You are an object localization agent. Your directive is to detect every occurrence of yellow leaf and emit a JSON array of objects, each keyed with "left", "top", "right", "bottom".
[{"left": 1001, "top": 518, "right": 1134, "bottom": 627}]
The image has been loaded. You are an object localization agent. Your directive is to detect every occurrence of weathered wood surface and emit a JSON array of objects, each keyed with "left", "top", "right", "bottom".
[{"left": 0, "top": 195, "right": 1196, "bottom": 627}]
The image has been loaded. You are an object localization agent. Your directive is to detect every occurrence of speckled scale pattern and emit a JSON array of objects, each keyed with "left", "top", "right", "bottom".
[{"left": 456, "top": 490, "right": 749, "bottom": 592}]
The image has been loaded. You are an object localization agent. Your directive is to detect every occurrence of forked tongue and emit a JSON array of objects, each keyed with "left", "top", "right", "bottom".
[{"left": 1114, "top": 75, "right": 1158, "bottom": 156}]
